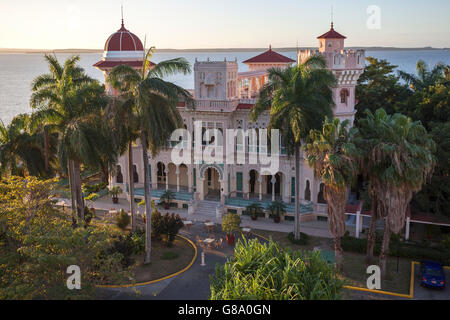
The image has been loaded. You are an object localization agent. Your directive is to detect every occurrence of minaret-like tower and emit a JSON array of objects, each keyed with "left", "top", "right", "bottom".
[
  {"left": 93, "top": 16, "right": 147, "bottom": 96},
  {"left": 298, "top": 23, "right": 365, "bottom": 124}
]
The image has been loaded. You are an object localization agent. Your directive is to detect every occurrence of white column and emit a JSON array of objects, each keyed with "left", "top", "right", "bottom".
[
  {"left": 258, "top": 176, "right": 263, "bottom": 201},
  {"left": 188, "top": 168, "right": 193, "bottom": 193},
  {"left": 356, "top": 211, "right": 361, "bottom": 239},
  {"left": 405, "top": 217, "right": 411, "bottom": 241},
  {"left": 165, "top": 168, "right": 169, "bottom": 191},
  {"left": 271, "top": 176, "right": 276, "bottom": 202},
  {"left": 176, "top": 166, "right": 180, "bottom": 192}
]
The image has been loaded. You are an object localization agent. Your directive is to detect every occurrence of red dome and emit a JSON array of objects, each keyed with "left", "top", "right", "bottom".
[{"left": 104, "top": 22, "right": 144, "bottom": 52}]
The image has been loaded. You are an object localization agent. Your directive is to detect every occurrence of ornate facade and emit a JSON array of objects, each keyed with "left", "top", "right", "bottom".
[{"left": 96, "top": 21, "right": 365, "bottom": 220}]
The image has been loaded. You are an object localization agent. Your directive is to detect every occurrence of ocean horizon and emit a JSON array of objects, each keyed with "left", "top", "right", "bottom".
[{"left": 1, "top": 49, "right": 449, "bottom": 124}]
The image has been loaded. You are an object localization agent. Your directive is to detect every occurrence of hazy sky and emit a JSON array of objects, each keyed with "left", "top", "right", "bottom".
[{"left": 1, "top": 0, "right": 449, "bottom": 49}]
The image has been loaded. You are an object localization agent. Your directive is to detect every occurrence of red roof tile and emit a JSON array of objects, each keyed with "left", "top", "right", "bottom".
[
  {"left": 104, "top": 22, "right": 144, "bottom": 52},
  {"left": 93, "top": 60, "right": 154, "bottom": 69},
  {"left": 317, "top": 24, "right": 346, "bottom": 39},
  {"left": 243, "top": 47, "right": 295, "bottom": 64}
]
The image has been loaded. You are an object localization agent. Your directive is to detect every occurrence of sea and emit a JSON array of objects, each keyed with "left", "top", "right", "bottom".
[{"left": 1, "top": 49, "right": 449, "bottom": 124}]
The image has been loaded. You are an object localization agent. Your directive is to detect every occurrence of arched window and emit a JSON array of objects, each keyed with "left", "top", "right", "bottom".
[
  {"left": 304, "top": 180, "right": 311, "bottom": 201},
  {"left": 340, "top": 89, "right": 349, "bottom": 104},
  {"left": 116, "top": 165, "right": 123, "bottom": 184},
  {"left": 318, "top": 183, "right": 326, "bottom": 204},
  {"left": 133, "top": 165, "right": 139, "bottom": 183}
]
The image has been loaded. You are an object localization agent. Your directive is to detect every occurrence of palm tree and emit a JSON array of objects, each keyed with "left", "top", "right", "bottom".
[
  {"left": 356, "top": 109, "right": 435, "bottom": 277},
  {"left": 304, "top": 117, "right": 358, "bottom": 270},
  {"left": 0, "top": 114, "right": 47, "bottom": 178},
  {"left": 105, "top": 96, "right": 140, "bottom": 232},
  {"left": 30, "top": 54, "right": 112, "bottom": 225},
  {"left": 108, "top": 47, "right": 192, "bottom": 264},
  {"left": 250, "top": 55, "right": 336, "bottom": 240},
  {"left": 398, "top": 60, "right": 446, "bottom": 91}
]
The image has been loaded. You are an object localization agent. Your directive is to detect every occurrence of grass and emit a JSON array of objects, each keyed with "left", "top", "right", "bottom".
[
  {"left": 253, "top": 228, "right": 412, "bottom": 297},
  {"left": 106, "top": 236, "right": 194, "bottom": 285}
]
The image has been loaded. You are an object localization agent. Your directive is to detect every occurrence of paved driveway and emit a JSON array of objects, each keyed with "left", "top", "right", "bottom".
[{"left": 414, "top": 266, "right": 450, "bottom": 300}]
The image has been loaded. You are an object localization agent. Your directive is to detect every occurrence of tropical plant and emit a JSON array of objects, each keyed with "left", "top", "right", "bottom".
[
  {"left": 0, "top": 114, "right": 47, "bottom": 178},
  {"left": 245, "top": 202, "right": 263, "bottom": 220},
  {"left": 109, "top": 186, "right": 123, "bottom": 203},
  {"left": 160, "top": 189, "right": 176, "bottom": 209},
  {"left": 304, "top": 117, "right": 359, "bottom": 270},
  {"left": 250, "top": 55, "right": 336, "bottom": 240},
  {"left": 267, "top": 200, "right": 287, "bottom": 223},
  {"left": 209, "top": 238, "right": 344, "bottom": 300},
  {"left": 107, "top": 46, "right": 193, "bottom": 264},
  {"left": 221, "top": 213, "right": 241, "bottom": 236},
  {"left": 116, "top": 209, "right": 131, "bottom": 231},
  {"left": 105, "top": 94, "right": 140, "bottom": 232},
  {"left": 355, "top": 109, "right": 435, "bottom": 276},
  {"left": 30, "top": 54, "right": 115, "bottom": 224},
  {"left": 399, "top": 60, "right": 446, "bottom": 92}
]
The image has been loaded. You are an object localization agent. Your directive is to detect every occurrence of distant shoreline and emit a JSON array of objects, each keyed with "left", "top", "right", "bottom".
[{"left": 0, "top": 47, "right": 449, "bottom": 54}]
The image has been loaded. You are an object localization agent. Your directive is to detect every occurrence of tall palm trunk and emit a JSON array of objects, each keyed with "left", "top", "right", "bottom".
[
  {"left": 67, "top": 160, "right": 77, "bottom": 228},
  {"left": 294, "top": 142, "right": 301, "bottom": 240},
  {"left": 43, "top": 127, "right": 49, "bottom": 173},
  {"left": 128, "top": 141, "right": 136, "bottom": 232},
  {"left": 73, "top": 160, "right": 85, "bottom": 223},
  {"left": 324, "top": 186, "right": 346, "bottom": 272},
  {"left": 141, "top": 133, "right": 152, "bottom": 264},
  {"left": 366, "top": 210, "right": 377, "bottom": 265},
  {"left": 379, "top": 224, "right": 391, "bottom": 278}
]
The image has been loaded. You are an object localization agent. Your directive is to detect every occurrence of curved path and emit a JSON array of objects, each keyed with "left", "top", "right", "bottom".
[{"left": 98, "top": 223, "right": 261, "bottom": 300}]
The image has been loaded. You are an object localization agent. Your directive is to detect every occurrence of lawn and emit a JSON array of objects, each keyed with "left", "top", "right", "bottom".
[
  {"left": 128, "top": 236, "right": 195, "bottom": 284},
  {"left": 253, "top": 229, "right": 412, "bottom": 296}
]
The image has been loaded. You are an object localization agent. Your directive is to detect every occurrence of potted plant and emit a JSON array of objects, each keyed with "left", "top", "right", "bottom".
[
  {"left": 222, "top": 213, "right": 241, "bottom": 245},
  {"left": 246, "top": 202, "right": 263, "bottom": 221},
  {"left": 160, "top": 190, "right": 175, "bottom": 209},
  {"left": 268, "top": 201, "right": 286, "bottom": 224},
  {"left": 109, "top": 186, "right": 123, "bottom": 204}
]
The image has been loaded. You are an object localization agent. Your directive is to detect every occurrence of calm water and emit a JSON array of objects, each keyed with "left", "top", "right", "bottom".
[{"left": 1, "top": 50, "right": 449, "bottom": 124}]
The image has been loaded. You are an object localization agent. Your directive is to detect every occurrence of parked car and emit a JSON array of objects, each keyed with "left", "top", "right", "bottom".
[{"left": 420, "top": 261, "right": 445, "bottom": 289}]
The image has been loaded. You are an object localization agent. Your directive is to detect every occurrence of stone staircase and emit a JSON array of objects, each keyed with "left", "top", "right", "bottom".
[{"left": 194, "top": 200, "right": 220, "bottom": 216}]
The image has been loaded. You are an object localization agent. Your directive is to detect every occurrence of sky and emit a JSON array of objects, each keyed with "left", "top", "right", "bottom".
[{"left": 0, "top": 0, "right": 449, "bottom": 49}]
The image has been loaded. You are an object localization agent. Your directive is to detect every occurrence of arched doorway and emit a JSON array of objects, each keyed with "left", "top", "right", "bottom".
[
  {"left": 204, "top": 167, "right": 221, "bottom": 200},
  {"left": 249, "top": 170, "right": 258, "bottom": 197},
  {"left": 266, "top": 172, "right": 282, "bottom": 200},
  {"left": 179, "top": 164, "right": 189, "bottom": 191},
  {"left": 116, "top": 165, "right": 123, "bottom": 184},
  {"left": 157, "top": 162, "right": 166, "bottom": 189}
]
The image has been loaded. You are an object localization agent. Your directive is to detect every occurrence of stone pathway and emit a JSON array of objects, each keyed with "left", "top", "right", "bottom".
[{"left": 56, "top": 195, "right": 334, "bottom": 239}]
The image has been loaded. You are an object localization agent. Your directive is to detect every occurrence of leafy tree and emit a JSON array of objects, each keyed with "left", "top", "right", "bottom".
[
  {"left": 304, "top": 118, "right": 358, "bottom": 270},
  {"left": 398, "top": 59, "right": 446, "bottom": 92},
  {"left": 0, "top": 114, "right": 47, "bottom": 178},
  {"left": 355, "top": 57, "right": 411, "bottom": 120},
  {"left": 355, "top": 109, "right": 435, "bottom": 276},
  {"left": 30, "top": 54, "right": 115, "bottom": 225},
  {"left": 250, "top": 55, "right": 336, "bottom": 240},
  {"left": 107, "top": 47, "right": 192, "bottom": 264},
  {"left": 210, "top": 238, "right": 344, "bottom": 300},
  {"left": 0, "top": 176, "right": 130, "bottom": 299}
]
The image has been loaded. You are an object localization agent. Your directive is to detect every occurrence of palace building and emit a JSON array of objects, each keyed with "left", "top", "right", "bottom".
[{"left": 95, "top": 20, "right": 365, "bottom": 220}]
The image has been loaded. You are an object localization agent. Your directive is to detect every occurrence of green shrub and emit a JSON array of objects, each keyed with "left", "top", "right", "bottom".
[
  {"left": 341, "top": 232, "right": 450, "bottom": 265},
  {"left": 116, "top": 209, "right": 130, "bottom": 231},
  {"left": 130, "top": 230, "right": 145, "bottom": 254},
  {"left": 210, "top": 238, "right": 344, "bottom": 300},
  {"left": 222, "top": 213, "right": 241, "bottom": 236},
  {"left": 287, "top": 232, "right": 310, "bottom": 245},
  {"left": 161, "top": 252, "right": 179, "bottom": 260}
]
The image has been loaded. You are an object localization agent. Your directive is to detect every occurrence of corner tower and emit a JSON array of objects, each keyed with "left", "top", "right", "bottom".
[{"left": 298, "top": 23, "right": 365, "bottom": 124}]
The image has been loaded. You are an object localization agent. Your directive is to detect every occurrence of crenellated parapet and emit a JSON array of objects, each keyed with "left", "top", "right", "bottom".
[{"left": 298, "top": 49, "right": 365, "bottom": 72}]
